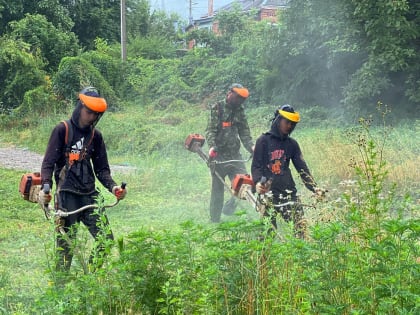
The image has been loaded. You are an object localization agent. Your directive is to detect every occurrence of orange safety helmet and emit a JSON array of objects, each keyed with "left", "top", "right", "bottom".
[
  {"left": 78, "top": 87, "right": 107, "bottom": 113},
  {"left": 229, "top": 83, "right": 249, "bottom": 98}
]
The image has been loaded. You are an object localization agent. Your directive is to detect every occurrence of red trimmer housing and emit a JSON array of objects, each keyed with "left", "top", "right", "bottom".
[
  {"left": 231, "top": 174, "right": 257, "bottom": 207},
  {"left": 19, "top": 172, "right": 42, "bottom": 202},
  {"left": 185, "top": 134, "right": 205, "bottom": 152},
  {"left": 231, "top": 174, "right": 254, "bottom": 194},
  {"left": 185, "top": 133, "right": 209, "bottom": 164}
]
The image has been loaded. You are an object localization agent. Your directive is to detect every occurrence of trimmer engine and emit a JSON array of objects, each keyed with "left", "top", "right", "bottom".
[
  {"left": 231, "top": 174, "right": 258, "bottom": 208},
  {"left": 231, "top": 174, "right": 254, "bottom": 196},
  {"left": 185, "top": 134, "right": 205, "bottom": 153},
  {"left": 19, "top": 172, "right": 42, "bottom": 202}
]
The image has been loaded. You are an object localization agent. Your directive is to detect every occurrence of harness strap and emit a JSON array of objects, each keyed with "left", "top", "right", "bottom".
[
  {"left": 214, "top": 102, "right": 224, "bottom": 145},
  {"left": 61, "top": 120, "right": 95, "bottom": 164},
  {"left": 62, "top": 120, "right": 73, "bottom": 148},
  {"left": 217, "top": 102, "right": 224, "bottom": 128}
]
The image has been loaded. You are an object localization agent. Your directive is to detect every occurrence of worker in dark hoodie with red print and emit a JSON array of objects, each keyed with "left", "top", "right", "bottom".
[
  {"left": 38, "top": 87, "right": 126, "bottom": 272},
  {"left": 251, "top": 105, "right": 325, "bottom": 238}
]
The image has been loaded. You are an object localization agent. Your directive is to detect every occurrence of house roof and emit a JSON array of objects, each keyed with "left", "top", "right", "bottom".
[
  {"left": 216, "top": 0, "right": 289, "bottom": 13},
  {"left": 192, "top": 0, "right": 289, "bottom": 27}
]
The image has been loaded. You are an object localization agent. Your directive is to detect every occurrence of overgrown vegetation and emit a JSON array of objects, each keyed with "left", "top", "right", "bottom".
[
  {"left": 0, "top": 0, "right": 418, "bottom": 313},
  {"left": 1, "top": 104, "right": 418, "bottom": 313},
  {"left": 0, "top": 0, "right": 419, "bottom": 120}
]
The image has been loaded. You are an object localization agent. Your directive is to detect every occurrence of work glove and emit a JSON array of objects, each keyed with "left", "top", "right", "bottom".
[
  {"left": 112, "top": 185, "right": 127, "bottom": 200},
  {"left": 314, "top": 187, "right": 327, "bottom": 201},
  {"left": 255, "top": 182, "right": 268, "bottom": 194},
  {"left": 38, "top": 190, "right": 51, "bottom": 206},
  {"left": 209, "top": 147, "right": 218, "bottom": 159}
]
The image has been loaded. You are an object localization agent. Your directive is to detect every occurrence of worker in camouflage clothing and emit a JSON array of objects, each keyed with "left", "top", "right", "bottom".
[{"left": 205, "top": 83, "right": 254, "bottom": 222}]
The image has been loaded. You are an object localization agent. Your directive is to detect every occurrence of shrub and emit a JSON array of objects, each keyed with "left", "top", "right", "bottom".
[{"left": 53, "top": 56, "right": 119, "bottom": 110}]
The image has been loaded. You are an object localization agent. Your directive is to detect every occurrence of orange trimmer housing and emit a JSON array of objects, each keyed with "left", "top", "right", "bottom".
[
  {"left": 19, "top": 172, "right": 42, "bottom": 201},
  {"left": 231, "top": 174, "right": 254, "bottom": 195},
  {"left": 185, "top": 134, "right": 205, "bottom": 152}
]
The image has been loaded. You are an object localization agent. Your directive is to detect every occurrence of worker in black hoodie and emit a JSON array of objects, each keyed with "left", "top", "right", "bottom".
[
  {"left": 251, "top": 105, "right": 325, "bottom": 238},
  {"left": 39, "top": 87, "right": 126, "bottom": 271}
]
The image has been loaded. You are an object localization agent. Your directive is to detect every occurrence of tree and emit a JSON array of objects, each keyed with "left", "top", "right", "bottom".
[
  {"left": 343, "top": 0, "right": 420, "bottom": 115},
  {"left": 35, "top": 0, "right": 74, "bottom": 31},
  {"left": 257, "top": 0, "right": 419, "bottom": 119},
  {"left": 258, "top": 0, "right": 362, "bottom": 109},
  {"left": 0, "top": 0, "right": 73, "bottom": 34},
  {"left": 0, "top": 0, "right": 27, "bottom": 34},
  {"left": 126, "top": 0, "right": 150, "bottom": 37},
  {"left": 9, "top": 14, "right": 79, "bottom": 71},
  {"left": 0, "top": 37, "right": 46, "bottom": 111},
  {"left": 62, "top": 0, "right": 120, "bottom": 49},
  {"left": 213, "top": 4, "right": 254, "bottom": 56},
  {"left": 53, "top": 56, "right": 118, "bottom": 108}
]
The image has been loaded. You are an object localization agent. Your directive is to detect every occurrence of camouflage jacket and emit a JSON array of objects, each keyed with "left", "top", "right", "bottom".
[{"left": 205, "top": 99, "right": 253, "bottom": 158}]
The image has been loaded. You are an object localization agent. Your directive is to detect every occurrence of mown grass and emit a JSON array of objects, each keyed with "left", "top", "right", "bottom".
[{"left": 0, "top": 103, "right": 419, "bottom": 314}]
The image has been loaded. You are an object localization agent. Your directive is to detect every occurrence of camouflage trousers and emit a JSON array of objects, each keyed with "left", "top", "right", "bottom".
[
  {"left": 209, "top": 154, "right": 247, "bottom": 222},
  {"left": 263, "top": 195, "right": 306, "bottom": 239}
]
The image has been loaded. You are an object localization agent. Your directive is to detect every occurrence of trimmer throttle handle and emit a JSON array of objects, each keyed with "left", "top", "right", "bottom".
[
  {"left": 121, "top": 182, "right": 127, "bottom": 190},
  {"left": 43, "top": 183, "right": 50, "bottom": 194}
]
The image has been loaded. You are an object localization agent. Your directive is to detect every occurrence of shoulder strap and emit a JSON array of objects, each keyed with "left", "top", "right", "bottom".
[
  {"left": 62, "top": 119, "right": 94, "bottom": 149},
  {"left": 61, "top": 120, "right": 73, "bottom": 151},
  {"left": 59, "top": 120, "right": 73, "bottom": 175},
  {"left": 61, "top": 119, "right": 94, "bottom": 161},
  {"left": 216, "top": 102, "right": 224, "bottom": 128}
]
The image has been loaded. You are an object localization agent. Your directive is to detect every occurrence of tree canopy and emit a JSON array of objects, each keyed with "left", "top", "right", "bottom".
[{"left": 0, "top": 0, "right": 418, "bottom": 121}]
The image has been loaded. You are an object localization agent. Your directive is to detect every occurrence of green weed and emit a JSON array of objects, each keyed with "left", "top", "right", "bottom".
[{"left": 0, "top": 105, "right": 418, "bottom": 313}]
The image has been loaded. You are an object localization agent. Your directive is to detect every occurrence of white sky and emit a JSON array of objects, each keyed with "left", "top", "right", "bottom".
[{"left": 150, "top": 0, "right": 231, "bottom": 20}]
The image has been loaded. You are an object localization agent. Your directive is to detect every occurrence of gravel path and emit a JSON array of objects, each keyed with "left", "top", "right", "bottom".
[{"left": 0, "top": 146, "right": 136, "bottom": 174}]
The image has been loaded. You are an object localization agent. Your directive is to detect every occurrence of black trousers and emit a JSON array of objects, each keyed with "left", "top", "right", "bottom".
[{"left": 55, "top": 191, "right": 114, "bottom": 271}]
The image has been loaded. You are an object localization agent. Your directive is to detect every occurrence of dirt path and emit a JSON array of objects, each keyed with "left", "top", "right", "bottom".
[{"left": 0, "top": 145, "right": 136, "bottom": 174}]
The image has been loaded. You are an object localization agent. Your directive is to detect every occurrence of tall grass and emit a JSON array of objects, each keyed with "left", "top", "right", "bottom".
[{"left": 0, "top": 103, "right": 418, "bottom": 314}]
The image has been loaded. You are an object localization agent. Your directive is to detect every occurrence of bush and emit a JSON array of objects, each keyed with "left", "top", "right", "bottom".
[
  {"left": 53, "top": 56, "right": 119, "bottom": 110},
  {"left": 0, "top": 37, "right": 46, "bottom": 112},
  {"left": 14, "top": 80, "right": 64, "bottom": 119},
  {"left": 81, "top": 45, "right": 127, "bottom": 99}
]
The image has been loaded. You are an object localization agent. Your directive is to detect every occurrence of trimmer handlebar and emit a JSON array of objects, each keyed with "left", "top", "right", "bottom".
[{"left": 42, "top": 182, "right": 127, "bottom": 219}]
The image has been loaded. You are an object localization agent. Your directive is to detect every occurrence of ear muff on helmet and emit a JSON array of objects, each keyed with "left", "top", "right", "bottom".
[
  {"left": 276, "top": 104, "right": 300, "bottom": 123},
  {"left": 78, "top": 86, "right": 107, "bottom": 113},
  {"left": 229, "top": 83, "right": 249, "bottom": 98}
]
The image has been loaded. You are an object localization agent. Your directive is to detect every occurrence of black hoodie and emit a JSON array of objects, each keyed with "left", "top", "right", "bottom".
[
  {"left": 251, "top": 119, "right": 316, "bottom": 198},
  {"left": 41, "top": 102, "right": 116, "bottom": 195}
]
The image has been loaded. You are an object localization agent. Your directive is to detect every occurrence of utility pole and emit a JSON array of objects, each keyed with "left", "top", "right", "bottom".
[
  {"left": 121, "top": 0, "right": 127, "bottom": 61},
  {"left": 189, "top": 0, "right": 193, "bottom": 25},
  {"left": 208, "top": 0, "right": 214, "bottom": 16}
]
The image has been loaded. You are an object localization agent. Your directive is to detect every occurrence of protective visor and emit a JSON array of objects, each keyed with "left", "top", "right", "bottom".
[
  {"left": 79, "top": 94, "right": 107, "bottom": 113},
  {"left": 231, "top": 87, "right": 249, "bottom": 98},
  {"left": 279, "top": 109, "right": 300, "bottom": 123}
]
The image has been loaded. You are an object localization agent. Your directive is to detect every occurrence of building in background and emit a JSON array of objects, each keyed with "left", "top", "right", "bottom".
[
  {"left": 191, "top": 0, "right": 289, "bottom": 33},
  {"left": 150, "top": 0, "right": 231, "bottom": 21}
]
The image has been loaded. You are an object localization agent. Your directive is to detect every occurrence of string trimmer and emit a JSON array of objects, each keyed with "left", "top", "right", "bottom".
[
  {"left": 185, "top": 134, "right": 311, "bottom": 218},
  {"left": 185, "top": 133, "right": 262, "bottom": 208},
  {"left": 184, "top": 134, "right": 232, "bottom": 192}
]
